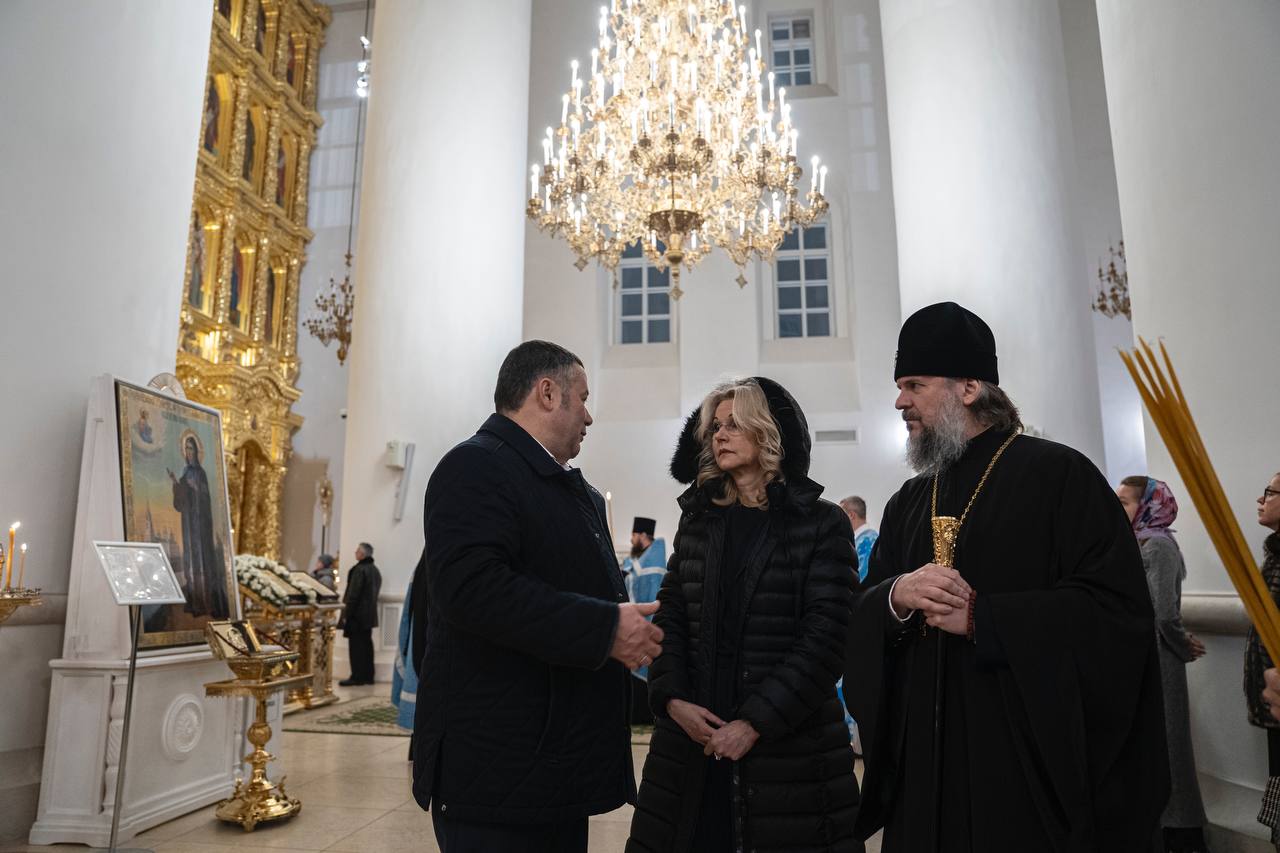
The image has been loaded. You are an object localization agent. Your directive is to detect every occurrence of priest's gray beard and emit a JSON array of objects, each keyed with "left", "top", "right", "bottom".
[{"left": 905, "top": 390, "right": 970, "bottom": 476}]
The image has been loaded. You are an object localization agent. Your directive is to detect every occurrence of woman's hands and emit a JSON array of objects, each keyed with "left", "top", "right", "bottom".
[
  {"left": 703, "top": 719, "right": 759, "bottom": 761},
  {"left": 667, "top": 698, "right": 724, "bottom": 747},
  {"left": 666, "top": 699, "right": 760, "bottom": 760},
  {"left": 1187, "top": 632, "right": 1206, "bottom": 660}
]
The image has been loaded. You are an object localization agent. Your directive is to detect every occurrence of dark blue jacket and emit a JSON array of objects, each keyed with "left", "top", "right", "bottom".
[{"left": 411, "top": 413, "right": 635, "bottom": 824}]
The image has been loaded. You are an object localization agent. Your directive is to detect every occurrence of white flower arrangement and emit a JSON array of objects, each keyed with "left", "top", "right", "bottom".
[{"left": 235, "top": 554, "right": 318, "bottom": 607}]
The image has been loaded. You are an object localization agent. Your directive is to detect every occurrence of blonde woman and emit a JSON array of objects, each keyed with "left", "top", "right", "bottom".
[{"left": 626, "top": 378, "right": 862, "bottom": 853}]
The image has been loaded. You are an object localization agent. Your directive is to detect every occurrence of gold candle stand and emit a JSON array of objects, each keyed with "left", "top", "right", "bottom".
[
  {"left": 0, "top": 588, "right": 42, "bottom": 625},
  {"left": 205, "top": 672, "right": 309, "bottom": 831}
]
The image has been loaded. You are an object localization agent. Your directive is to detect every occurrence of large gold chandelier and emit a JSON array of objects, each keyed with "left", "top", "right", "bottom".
[{"left": 527, "top": 0, "right": 829, "bottom": 299}]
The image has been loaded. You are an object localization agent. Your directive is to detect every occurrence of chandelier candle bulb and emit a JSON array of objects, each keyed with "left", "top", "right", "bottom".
[
  {"left": 591, "top": 48, "right": 599, "bottom": 76},
  {"left": 755, "top": 28, "right": 762, "bottom": 58},
  {"left": 561, "top": 94, "right": 570, "bottom": 124},
  {"left": 17, "top": 544, "right": 26, "bottom": 589},
  {"left": 819, "top": 165, "right": 828, "bottom": 195},
  {"left": 768, "top": 71, "right": 776, "bottom": 105}
]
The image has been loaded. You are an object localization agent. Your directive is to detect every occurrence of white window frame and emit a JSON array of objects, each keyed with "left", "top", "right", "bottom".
[
  {"left": 767, "top": 13, "right": 816, "bottom": 90},
  {"left": 759, "top": 0, "right": 837, "bottom": 98},
  {"left": 614, "top": 242, "right": 674, "bottom": 346},
  {"left": 774, "top": 222, "right": 832, "bottom": 339}
]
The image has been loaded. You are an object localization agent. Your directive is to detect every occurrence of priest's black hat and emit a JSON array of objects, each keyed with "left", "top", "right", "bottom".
[
  {"left": 894, "top": 301, "right": 999, "bottom": 384},
  {"left": 632, "top": 517, "right": 656, "bottom": 537}
]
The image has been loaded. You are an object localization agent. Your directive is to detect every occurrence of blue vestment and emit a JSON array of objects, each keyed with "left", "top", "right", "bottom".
[
  {"left": 391, "top": 580, "right": 418, "bottom": 730},
  {"left": 622, "top": 538, "right": 667, "bottom": 681}
]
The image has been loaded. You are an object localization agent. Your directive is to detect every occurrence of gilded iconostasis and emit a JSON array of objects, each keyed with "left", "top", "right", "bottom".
[{"left": 178, "top": 0, "right": 330, "bottom": 559}]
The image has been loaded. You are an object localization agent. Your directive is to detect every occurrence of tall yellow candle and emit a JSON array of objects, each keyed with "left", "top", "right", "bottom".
[
  {"left": 4, "top": 522, "right": 17, "bottom": 589},
  {"left": 605, "top": 491, "right": 615, "bottom": 545},
  {"left": 18, "top": 543, "right": 27, "bottom": 589}
]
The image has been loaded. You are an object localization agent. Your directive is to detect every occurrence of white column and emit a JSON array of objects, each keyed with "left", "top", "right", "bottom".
[
  {"left": 339, "top": 1, "right": 530, "bottom": 600},
  {"left": 0, "top": 1, "right": 212, "bottom": 840},
  {"left": 879, "top": 0, "right": 1105, "bottom": 463},
  {"left": 1097, "top": 0, "right": 1280, "bottom": 830}
]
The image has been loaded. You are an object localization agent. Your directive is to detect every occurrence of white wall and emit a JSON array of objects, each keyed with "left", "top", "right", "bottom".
[
  {"left": 279, "top": 4, "right": 370, "bottom": 574},
  {"left": 338, "top": 0, "right": 531, "bottom": 602},
  {"left": 879, "top": 0, "right": 1106, "bottom": 467},
  {"left": 1097, "top": 0, "right": 1280, "bottom": 838},
  {"left": 0, "top": 1, "right": 212, "bottom": 840},
  {"left": 1057, "top": 0, "right": 1145, "bottom": 485},
  {"left": 525, "top": 0, "right": 911, "bottom": 548}
]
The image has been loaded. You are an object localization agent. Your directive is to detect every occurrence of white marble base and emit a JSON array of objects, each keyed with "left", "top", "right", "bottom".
[{"left": 28, "top": 651, "right": 246, "bottom": 847}]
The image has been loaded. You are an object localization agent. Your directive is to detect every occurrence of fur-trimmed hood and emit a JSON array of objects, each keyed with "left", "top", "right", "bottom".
[{"left": 669, "top": 376, "right": 819, "bottom": 511}]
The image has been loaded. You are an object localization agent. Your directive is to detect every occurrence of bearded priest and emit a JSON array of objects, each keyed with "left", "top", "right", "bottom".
[{"left": 844, "top": 302, "right": 1169, "bottom": 853}]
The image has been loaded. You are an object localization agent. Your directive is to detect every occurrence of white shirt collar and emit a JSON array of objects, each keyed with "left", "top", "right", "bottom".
[
  {"left": 854, "top": 522, "right": 873, "bottom": 537},
  {"left": 533, "top": 436, "right": 573, "bottom": 471}
]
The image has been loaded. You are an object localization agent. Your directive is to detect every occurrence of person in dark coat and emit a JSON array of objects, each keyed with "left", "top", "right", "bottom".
[
  {"left": 846, "top": 302, "right": 1169, "bottom": 852},
  {"left": 411, "top": 340, "right": 663, "bottom": 853},
  {"left": 340, "top": 542, "right": 381, "bottom": 685},
  {"left": 1244, "top": 470, "right": 1280, "bottom": 845},
  {"left": 626, "top": 377, "right": 862, "bottom": 853}
]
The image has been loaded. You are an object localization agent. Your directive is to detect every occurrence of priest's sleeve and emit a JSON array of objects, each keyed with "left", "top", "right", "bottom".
[{"left": 973, "top": 450, "right": 1170, "bottom": 851}]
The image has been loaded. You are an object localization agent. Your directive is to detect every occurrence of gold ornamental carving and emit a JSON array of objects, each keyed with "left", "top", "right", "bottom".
[{"left": 180, "top": 0, "right": 330, "bottom": 559}]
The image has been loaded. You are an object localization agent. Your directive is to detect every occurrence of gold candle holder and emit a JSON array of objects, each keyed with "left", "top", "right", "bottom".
[{"left": 932, "top": 516, "right": 960, "bottom": 568}]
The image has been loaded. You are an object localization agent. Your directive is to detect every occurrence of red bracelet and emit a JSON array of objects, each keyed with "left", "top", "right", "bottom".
[{"left": 966, "top": 593, "right": 977, "bottom": 644}]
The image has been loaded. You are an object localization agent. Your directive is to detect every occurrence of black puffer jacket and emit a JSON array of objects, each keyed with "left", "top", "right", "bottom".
[{"left": 626, "top": 378, "right": 862, "bottom": 853}]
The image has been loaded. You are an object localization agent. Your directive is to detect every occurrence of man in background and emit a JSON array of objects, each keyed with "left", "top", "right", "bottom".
[
  {"left": 840, "top": 495, "right": 878, "bottom": 582},
  {"left": 339, "top": 542, "right": 381, "bottom": 686},
  {"left": 622, "top": 516, "right": 667, "bottom": 723}
]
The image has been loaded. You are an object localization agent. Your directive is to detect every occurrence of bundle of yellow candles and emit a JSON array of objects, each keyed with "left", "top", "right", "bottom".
[{"left": 1121, "top": 339, "right": 1280, "bottom": 663}]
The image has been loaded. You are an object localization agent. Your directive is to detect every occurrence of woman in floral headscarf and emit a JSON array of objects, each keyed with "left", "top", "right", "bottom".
[{"left": 1117, "top": 476, "right": 1209, "bottom": 853}]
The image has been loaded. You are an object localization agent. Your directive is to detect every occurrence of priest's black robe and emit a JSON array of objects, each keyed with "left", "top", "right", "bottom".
[{"left": 845, "top": 427, "right": 1169, "bottom": 852}]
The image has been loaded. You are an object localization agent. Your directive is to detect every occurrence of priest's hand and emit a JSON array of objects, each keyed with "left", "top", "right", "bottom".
[
  {"left": 925, "top": 606, "right": 969, "bottom": 636},
  {"left": 1263, "top": 668, "right": 1280, "bottom": 723},
  {"left": 704, "top": 719, "right": 760, "bottom": 761},
  {"left": 1187, "top": 633, "right": 1206, "bottom": 660},
  {"left": 890, "top": 563, "right": 972, "bottom": 619},
  {"left": 668, "top": 698, "right": 725, "bottom": 746},
  {"left": 610, "top": 602, "right": 664, "bottom": 669}
]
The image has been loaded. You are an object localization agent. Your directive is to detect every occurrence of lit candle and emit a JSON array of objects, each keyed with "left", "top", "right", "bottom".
[
  {"left": 5, "top": 522, "right": 18, "bottom": 589},
  {"left": 561, "top": 93, "right": 570, "bottom": 125},
  {"left": 739, "top": 5, "right": 747, "bottom": 34},
  {"left": 811, "top": 155, "right": 820, "bottom": 191},
  {"left": 768, "top": 70, "right": 776, "bottom": 105},
  {"left": 591, "top": 48, "right": 599, "bottom": 76},
  {"left": 819, "top": 165, "right": 829, "bottom": 194},
  {"left": 598, "top": 9, "right": 607, "bottom": 38},
  {"left": 605, "top": 491, "right": 616, "bottom": 542},
  {"left": 570, "top": 58, "right": 579, "bottom": 88},
  {"left": 17, "top": 543, "right": 26, "bottom": 589},
  {"left": 531, "top": 166, "right": 540, "bottom": 199},
  {"left": 755, "top": 28, "right": 762, "bottom": 59}
]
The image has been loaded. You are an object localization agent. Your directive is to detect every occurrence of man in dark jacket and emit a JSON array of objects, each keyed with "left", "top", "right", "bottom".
[
  {"left": 339, "top": 542, "right": 381, "bottom": 686},
  {"left": 412, "top": 339, "right": 664, "bottom": 853}
]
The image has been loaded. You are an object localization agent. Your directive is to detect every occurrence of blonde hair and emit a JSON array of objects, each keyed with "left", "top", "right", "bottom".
[{"left": 695, "top": 379, "right": 785, "bottom": 507}]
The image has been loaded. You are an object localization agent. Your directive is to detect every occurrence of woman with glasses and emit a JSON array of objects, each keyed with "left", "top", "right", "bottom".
[
  {"left": 626, "top": 378, "right": 861, "bottom": 853},
  {"left": 1116, "top": 476, "right": 1209, "bottom": 853},
  {"left": 1245, "top": 473, "right": 1280, "bottom": 847}
]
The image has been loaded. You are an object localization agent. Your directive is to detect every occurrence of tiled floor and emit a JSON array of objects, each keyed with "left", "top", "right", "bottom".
[{"left": 4, "top": 684, "right": 881, "bottom": 852}]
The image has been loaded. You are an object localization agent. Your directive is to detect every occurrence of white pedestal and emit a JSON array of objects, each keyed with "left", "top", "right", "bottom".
[{"left": 29, "top": 652, "right": 244, "bottom": 846}]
